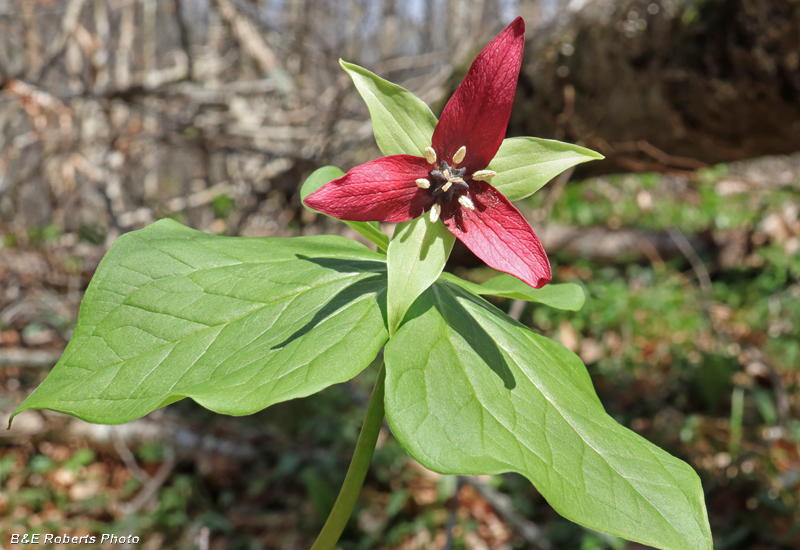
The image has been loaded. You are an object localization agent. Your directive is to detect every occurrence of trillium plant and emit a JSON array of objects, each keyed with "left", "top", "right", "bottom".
[{"left": 11, "top": 18, "right": 711, "bottom": 550}]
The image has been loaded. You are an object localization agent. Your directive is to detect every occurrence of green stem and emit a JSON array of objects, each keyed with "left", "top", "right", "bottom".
[{"left": 310, "top": 364, "right": 386, "bottom": 550}]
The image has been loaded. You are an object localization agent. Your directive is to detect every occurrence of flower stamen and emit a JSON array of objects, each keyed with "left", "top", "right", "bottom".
[
  {"left": 416, "top": 178, "right": 431, "bottom": 189},
  {"left": 458, "top": 195, "right": 475, "bottom": 210},
  {"left": 442, "top": 181, "right": 452, "bottom": 192},
  {"left": 430, "top": 203, "right": 441, "bottom": 223},
  {"left": 453, "top": 146, "right": 466, "bottom": 165},
  {"left": 424, "top": 147, "right": 437, "bottom": 165},
  {"left": 471, "top": 170, "right": 496, "bottom": 181}
]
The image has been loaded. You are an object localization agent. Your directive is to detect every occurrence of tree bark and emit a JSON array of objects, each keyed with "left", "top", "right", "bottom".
[{"left": 508, "top": 0, "right": 800, "bottom": 174}]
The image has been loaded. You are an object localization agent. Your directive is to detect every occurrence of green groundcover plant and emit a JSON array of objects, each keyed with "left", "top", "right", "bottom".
[{"left": 11, "top": 18, "right": 711, "bottom": 550}]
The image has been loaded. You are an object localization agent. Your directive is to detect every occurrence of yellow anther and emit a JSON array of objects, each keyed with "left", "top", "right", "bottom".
[
  {"left": 453, "top": 146, "right": 466, "bottom": 165},
  {"left": 471, "top": 170, "right": 496, "bottom": 181},
  {"left": 416, "top": 178, "right": 431, "bottom": 189},
  {"left": 424, "top": 147, "right": 437, "bottom": 164},
  {"left": 458, "top": 195, "right": 475, "bottom": 211},
  {"left": 429, "top": 203, "right": 441, "bottom": 223},
  {"left": 443, "top": 169, "right": 451, "bottom": 180},
  {"left": 442, "top": 181, "right": 452, "bottom": 192}
]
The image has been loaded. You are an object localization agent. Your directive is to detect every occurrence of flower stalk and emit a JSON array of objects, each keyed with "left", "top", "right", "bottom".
[{"left": 310, "top": 364, "right": 386, "bottom": 550}]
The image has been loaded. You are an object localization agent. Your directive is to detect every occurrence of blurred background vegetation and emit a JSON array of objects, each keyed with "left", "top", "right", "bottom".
[{"left": 1, "top": 0, "right": 799, "bottom": 548}]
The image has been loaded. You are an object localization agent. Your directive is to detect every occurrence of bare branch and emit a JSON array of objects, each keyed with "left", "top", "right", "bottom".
[
  {"left": 29, "top": 0, "right": 89, "bottom": 83},
  {"left": 214, "top": 0, "right": 279, "bottom": 73},
  {"left": 173, "top": 0, "right": 194, "bottom": 80},
  {"left": 115, "top": 0, "right": 135, "bottom": 88}
]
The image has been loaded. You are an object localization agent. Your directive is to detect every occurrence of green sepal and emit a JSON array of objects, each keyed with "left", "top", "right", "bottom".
[
  {"left": 340, "top": 60, "right": 437, "bottom": 157},
  {"left": 384, "top": 281, "right": 712, "bottom": 550},
  {"left": 386, "top": 216, "right": 454, "bottom": 336},
  {"left": 11, "top": 219, "right": 389, "bottom": 426},
  {"left": 488, "top": 137, "right": 604, "bottom": 201},
  {"left": 439, "top": 272, "right": 585, "bottom": 311},
  {"left": 300, "top": 166, "right": 390, "bottom": 254}
]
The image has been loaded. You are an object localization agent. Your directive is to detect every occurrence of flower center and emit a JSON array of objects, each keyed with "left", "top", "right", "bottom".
[
  {"left": 416, "top": 145, "right": 492, "bottom": 221},
  {"left": 429, "top": 161, "right": 468, "bottom": 203}
]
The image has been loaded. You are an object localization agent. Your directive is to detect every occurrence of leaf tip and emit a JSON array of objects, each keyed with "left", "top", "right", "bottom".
[
  {"left": 339, "top": 58, "right": 354, "bottom": 73},
  {"left": 7, "top": 406, "right": 23, "bottom": 430},
  {"left": 574, "top": 144, "right": 604, "bottom": 162}
]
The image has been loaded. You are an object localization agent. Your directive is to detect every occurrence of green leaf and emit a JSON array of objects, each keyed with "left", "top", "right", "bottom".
[
  {"left": 386, "top": 216, "right": 454, "bottom": 336},
  {"left": 488, "top": 137, "right": 604, "bottom": 201},
  {"left": 340, "top": 60, "right": 437, "bottom": 157},
  {"left": 301, "top": 166, "right": 390, "bottom": 254},
  {"left": 384, "top": 281, "right": 712, "bottom": 550},
  {"left": 11, "top": 219, "right": 388, "bottom": 426},
  {"left": 439, "top": 272, "right": 585, "bottom": 311}
]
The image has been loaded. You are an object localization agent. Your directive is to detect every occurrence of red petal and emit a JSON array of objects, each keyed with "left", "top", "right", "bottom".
[
  {"left": 441, "top": 181, "right": 551, "bottom": 289},
  {"left": 432, "top": 17, "right": 525, "bottom": 173},
  {"left": 304, "top": 155, "right": 434, "bottom": 223}
]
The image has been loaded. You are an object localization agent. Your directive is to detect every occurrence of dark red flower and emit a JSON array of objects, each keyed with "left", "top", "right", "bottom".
[{"left": 304, "top": 17, "right": 551, "bottom": 289}]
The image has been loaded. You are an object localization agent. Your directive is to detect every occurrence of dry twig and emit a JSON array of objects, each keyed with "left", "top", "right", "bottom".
[
  {"left": 215, "top": 0, "right": 279, "bottom": 73},
  {"left": 119, "top": 442, "right": 176, "bottom": 516},
  {"left": 30, "top": 0, "right": 89, "bottom": 83},
  {"left": 462, "top": 476, "right": 553, "bottom": 550}
]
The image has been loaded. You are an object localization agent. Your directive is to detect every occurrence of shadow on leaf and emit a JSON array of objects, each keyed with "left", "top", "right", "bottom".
[
  {"left": 272, "top": 257, "right": 387, "bottom": 349},
  {"left": 404, "top": 282, "right": 516, "bottom": 390},
  {"left": 296, "top": 255, "right": 385, "bottom": 274}
]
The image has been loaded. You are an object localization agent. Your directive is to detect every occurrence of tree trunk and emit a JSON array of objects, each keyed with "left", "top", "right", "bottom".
[{"left": 508, "top": 0, "right": 800, "bottom": 174}]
